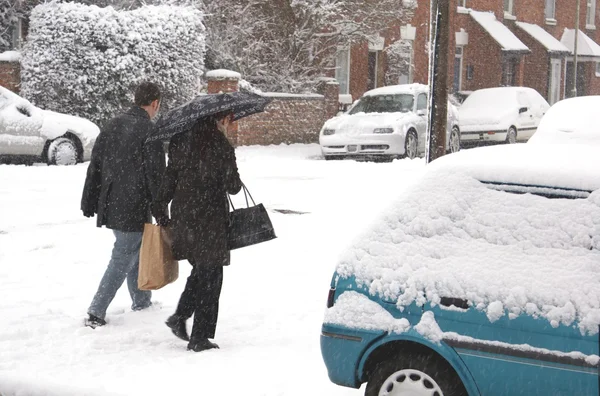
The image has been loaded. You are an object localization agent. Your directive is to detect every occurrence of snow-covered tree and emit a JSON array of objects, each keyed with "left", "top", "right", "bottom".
[
  {"left": 20, "top": 1, "right": 206, "bottom": 126},
  {"left": 0, "top": 0, "right": 19, "bottom": 52},
  {"left": 200, "top": 0, "right": 415, "bottom": 93}
]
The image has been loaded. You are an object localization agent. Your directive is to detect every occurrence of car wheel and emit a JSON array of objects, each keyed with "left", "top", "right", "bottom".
[
  {"left": 365, "top": 352, "right": 467, "bottom": 396},
  {"left": 47, "top": 137, "right": 78, "bottom": 166},
  {"left": 506, "top": 127, "right": 517, "bottom": 144},
  {"left": 404, "top": 130, "right": 418, "bottom": 159},
  {"left": 449, "top": 127, "right": 460, "bottom": 153}
]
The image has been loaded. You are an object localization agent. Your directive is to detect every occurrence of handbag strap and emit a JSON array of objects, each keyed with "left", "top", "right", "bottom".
[{"left": 228, "top": 182, "right": 256, "bottom": 210}]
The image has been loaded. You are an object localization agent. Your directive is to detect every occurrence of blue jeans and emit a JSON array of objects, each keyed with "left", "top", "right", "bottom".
[{"left": 88, "top": 230, "right": 152, "bottom": 320}]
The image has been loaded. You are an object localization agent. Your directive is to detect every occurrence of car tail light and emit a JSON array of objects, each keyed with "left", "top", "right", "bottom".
[
  {"left": 327, "top": 287, "right": 336, "bottom": 308},
  {"left": 487, "top": 132, "right": 496, "bottom": 135}
]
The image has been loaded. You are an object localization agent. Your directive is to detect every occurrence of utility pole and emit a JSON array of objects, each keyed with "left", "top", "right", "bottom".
[
  {"left": 426, "top": 0, "right": 450, "bottom": 163},
  {"left": 572, "top": 0, "right": 581, "bottom": 97}
]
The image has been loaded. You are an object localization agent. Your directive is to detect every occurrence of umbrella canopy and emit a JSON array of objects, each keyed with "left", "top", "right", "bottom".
[{"left": 147, "top": 91, "right": 272, "bottom": 143}]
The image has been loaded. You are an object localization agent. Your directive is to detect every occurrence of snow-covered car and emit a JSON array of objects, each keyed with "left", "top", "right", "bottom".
[
  {"left": 529, "top": 96, "right": 600, "bottom": 146},
  {"left": 459, "top": 86, "right": 550, "bottom": 144},
  {"left": 319, "top": 84, "right": 460, "bottom": 161},
  {"left": 321, "top": 143, "right": 600, "bottom": 395},
  {"left": 0, "top": 86, "right": 99, "bottom": 165}
]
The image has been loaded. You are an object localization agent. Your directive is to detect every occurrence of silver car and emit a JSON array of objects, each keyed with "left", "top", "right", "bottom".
[
  {"left": 319, "top": 84, "right": 460, "bottom": 161},
  {"left": 0, "top": 86, "right": 99, "bottom": 165}
]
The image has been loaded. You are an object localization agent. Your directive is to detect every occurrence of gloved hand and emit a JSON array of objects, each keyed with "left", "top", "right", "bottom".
[
  {"left": 83, "top": 210, "right": 95, "bottom": 218},
  {"left": 156, "top": 216, "right": 171, "bottom": 227}
]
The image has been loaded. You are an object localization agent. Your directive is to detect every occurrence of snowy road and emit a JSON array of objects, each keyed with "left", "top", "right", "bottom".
[{"left": 0, "top": 144, "right": 424, "bottom": 396}]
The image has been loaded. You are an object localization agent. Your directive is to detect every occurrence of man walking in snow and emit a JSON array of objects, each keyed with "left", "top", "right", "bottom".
[{"left": 80, "top": 82, "right": 165, "bottom": 328}]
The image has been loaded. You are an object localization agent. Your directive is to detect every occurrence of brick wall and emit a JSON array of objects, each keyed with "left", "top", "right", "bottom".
[
  {"left": 207, "top": 70, "right": 339, "bottom": 146},
  {"left": 238, "top": 95, "right": 326, "bottom": 146},
  {"left": 513, "top": 26, "right": 550, "bottom": 98},
  {"left": 0, "top": 61, "right": 20, "bottom": 93},
  {"left": 458, "top": 12, "right": 503, "bottom": 91}
]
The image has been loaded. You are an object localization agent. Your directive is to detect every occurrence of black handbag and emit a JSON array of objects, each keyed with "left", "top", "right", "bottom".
[{"left": 228, "top": 184, "right": 276, "bottom": 250}]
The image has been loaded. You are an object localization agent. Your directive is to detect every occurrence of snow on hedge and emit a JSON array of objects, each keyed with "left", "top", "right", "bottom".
[{"left": 20, "top": 2, "right": 205, "bottom": 126}]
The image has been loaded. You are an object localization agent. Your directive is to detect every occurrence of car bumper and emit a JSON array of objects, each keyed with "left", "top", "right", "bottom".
[
  {"left": 321, "top": 324, "right": 386, "bottom": 388},
  {"left": 320, "top": 134, "right": 404, "bottom": 157},
  {"left": 460, "top": 127, "right": 508, "bottom": 142}
]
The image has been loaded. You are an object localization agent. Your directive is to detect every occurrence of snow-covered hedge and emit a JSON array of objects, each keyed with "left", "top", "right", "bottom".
[{"left": 21, "top": 2, "right": 205, "bottom": 126}]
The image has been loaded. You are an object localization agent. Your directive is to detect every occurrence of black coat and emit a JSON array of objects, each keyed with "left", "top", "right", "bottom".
[
  {"left": 153, "top": 120, "right": 242, "bottom": 264},
  {"left": 81, "top": 107, "right": 165, "bottom": 232}
]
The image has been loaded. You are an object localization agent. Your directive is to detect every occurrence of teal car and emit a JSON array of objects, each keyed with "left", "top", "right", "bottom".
[{"left": 321, "top": 143, "right": 600, "bottom": 396}]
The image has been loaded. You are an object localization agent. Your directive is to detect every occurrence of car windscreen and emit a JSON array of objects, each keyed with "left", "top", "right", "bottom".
[
  {"left": 348, "top": 94, "right": 414, "bottom": 114},
  {"left": 481, "top": 181, "right": 592, "bottom": 199}
]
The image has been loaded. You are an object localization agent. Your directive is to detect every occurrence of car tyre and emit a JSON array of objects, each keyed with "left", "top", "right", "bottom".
[
  {"left": 365, "top": 352, "right": 467, "bottom": 396},
  {"left": 449, "top": 127, "right": 461, "bottom": 153},
  {"left": 404, "top": 130, "right": 418, "bottom": 159},
  {"left": 506, "top": 127, "right": 517, "bottom": 144},
  {"left": 47, "top": 137, "right": 78, "bottom": 166}
]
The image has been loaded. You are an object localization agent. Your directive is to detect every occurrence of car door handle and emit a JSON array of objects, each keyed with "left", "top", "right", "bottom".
[{"left": 440, "top": 297, "right": 469, "bottom": 309}]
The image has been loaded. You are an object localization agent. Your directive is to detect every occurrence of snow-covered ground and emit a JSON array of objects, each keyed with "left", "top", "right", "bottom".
[{"left": 0, "top": 144, "right": 424, "bottom": 396}]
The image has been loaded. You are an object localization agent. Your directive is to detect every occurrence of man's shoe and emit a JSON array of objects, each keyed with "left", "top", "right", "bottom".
[
  {"left": 84, "top": 314, "right": 106, "bottom": 329},
  {"left": 166, "top": 315, "right": 190, "bottom": 341},
  {"left": 187, "top": 339, "right": 219, "bottom": 352}
]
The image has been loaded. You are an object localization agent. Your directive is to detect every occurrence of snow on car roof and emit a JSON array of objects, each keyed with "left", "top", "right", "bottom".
[
  {"left": 529, "top": 96, "right": 600, "bottom": 146},
  {"left": 336, "top": 144, "right": 600, "bottom": 335},
  {"left": 363, "top": 83, "right": 428, "bottom": 97}
]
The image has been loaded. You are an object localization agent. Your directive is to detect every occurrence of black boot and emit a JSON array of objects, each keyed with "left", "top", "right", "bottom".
[
  {"left": 187, "top": 339, "right": 219, "bottom": 352},
  {"left": 85, "top": 314, "right": 106, "bottom": 329},
  {"left": 166, "top": 315, "right": 190, "bottom": 341}
]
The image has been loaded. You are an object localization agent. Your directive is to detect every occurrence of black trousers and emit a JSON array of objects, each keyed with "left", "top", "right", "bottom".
[{"left": 174, "top": 262, "right": 223, "bottom": 341}]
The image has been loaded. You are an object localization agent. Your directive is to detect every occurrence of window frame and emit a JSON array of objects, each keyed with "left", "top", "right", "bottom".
[
  {"left": 503, "top": 0, "right": 514, "bottom": 15},
  {"left": 335, "top": 48, "right": 351, "bottom": 95},
  {"left": 587, "top": 0, "right": 596, "bottom": 27},
  {"left": 545, "top": 0, "right": 556, "bottom": 20}
]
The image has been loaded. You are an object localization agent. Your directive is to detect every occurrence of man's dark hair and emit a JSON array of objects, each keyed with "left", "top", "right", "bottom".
[{"left": 134, "top": 82, "right": 161, "bottom": 106}]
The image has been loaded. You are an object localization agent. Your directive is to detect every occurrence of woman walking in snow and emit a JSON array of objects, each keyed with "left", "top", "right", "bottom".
[{"left": 152, "top": 112, "right": 242, "bottom": 352}]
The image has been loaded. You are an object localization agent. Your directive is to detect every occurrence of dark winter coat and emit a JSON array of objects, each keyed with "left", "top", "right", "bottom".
[
  {"left": 81, "top": 107, "right": 165, "bottom": 232},
  {"left": 152, "top": 120, "right": 242, "bottom": 264}
]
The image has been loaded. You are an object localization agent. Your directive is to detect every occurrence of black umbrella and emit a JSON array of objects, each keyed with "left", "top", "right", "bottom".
[{"left": 147, "top": 91, "right": 272, "bottom": 143}]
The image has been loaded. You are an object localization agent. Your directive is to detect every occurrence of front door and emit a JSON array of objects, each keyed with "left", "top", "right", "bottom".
[{"left": 548, "top": 58, "right": 561, "bottom": 104}]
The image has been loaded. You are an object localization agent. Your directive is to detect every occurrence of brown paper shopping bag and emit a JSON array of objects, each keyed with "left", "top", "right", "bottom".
[{"left": 138, "top": 223, "right": 179, "bottom": 290}]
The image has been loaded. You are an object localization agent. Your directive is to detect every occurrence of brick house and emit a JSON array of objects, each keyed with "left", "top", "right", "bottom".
[{"left": 336, "top": 0, "right": 600, "bottom": 105}]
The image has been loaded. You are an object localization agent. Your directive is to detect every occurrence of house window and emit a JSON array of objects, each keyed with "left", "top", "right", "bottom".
[
  {"left": 453, "top": 46, "right": 464, "bottom": 92},
  {"left": 8, "top": 19, "right": 23, "bottom": 50},
  {"left": 545, "top": 0, "right": 556, "bottom": 20},
  {"left": 459, "top": 0, "right": 466, "bottom": 7},
  {"left": 335, "top": 48, "right": 351, "bottom": 95},
  {"left": 504, "top": 0, "right": 513, "bottom": 15},
  {"left": 367, "top": 51, "right": 380, "bottom": 91},
  {"left": 587, "top": 0, "right": 596, "bottom": 27},
  {"left": 596, "top": 61, "right": 600, "bottom": 76},
  {"left": 502, "top": 58, "right": 518, "bottom": 86}
]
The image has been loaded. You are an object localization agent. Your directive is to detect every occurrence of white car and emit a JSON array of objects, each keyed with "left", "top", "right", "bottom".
[
  {"left": 0, "top": 86, "right": 99, "bottom": 165},
  {"left": 319, "top": 84, "right": 460, "bottom": 161},
  {"left": 529, "top": 96, "right": 600, "bottom": 146},
  {"left": 459, "top": 87, "right": 550, "bottom": 144}
]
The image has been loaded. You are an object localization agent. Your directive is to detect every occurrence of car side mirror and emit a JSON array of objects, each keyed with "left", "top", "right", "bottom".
[
  {"left": 416, "top": 109, "right": 427, "bottom": 117},
  {"left": 519, "top": 107, "right": 528, "bottom": 114}
]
